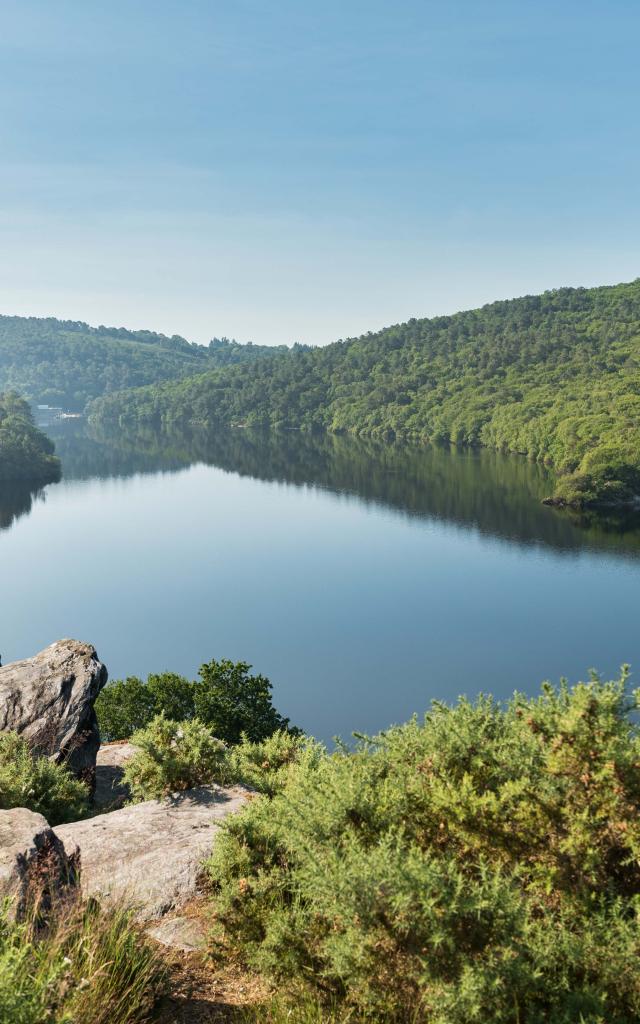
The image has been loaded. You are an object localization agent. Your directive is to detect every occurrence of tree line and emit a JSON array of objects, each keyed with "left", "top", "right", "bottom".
[
  {"left": 0, "top": 392, "right": 61, "bottom": 483},
  {"left": 0, "top": 316, "right": 289, "bottom": 410},
  {"left": 89, "top": 280, "right": 640, "bottom": 508}
]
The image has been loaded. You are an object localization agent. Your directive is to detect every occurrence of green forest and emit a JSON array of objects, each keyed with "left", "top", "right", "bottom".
[
  {"left": 0, "top": 392, "right": 61, "bottom": 483},
  {"left": 89, "top": 280, "right": 640, "bottom": 508},
  {"left": 0, "top": 316, "right": 288, "bottom": 410}
]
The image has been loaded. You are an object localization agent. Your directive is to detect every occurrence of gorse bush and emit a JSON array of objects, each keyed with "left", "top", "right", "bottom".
[
  {"left": 0, "top": 732, "right": 89, "bottom": 825},
  {"left": 123, "top": 721, "right": 312, "bottom": 802},
  {"left": 208, "top": 670, "right": 640, "bottom": 1023},
  {"left": 226, "top": 731, "right": 324, "bottom": 797},
  {"left": 0, "top": 898, "right": 164, "bottom": 1024},
  {"left": 123, "top": 715, "right": 228, "bottom": 800},
  {"left": 96, "top": 658, "right": 295, "bottom": 743}
]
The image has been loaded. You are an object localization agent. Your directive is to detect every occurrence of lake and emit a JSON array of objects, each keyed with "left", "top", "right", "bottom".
[{"left": 2, "top": 422, "right": 640, "bottom": 743}]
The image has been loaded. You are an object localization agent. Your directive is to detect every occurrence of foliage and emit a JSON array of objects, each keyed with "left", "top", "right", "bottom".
[
  {"left": 0, "top": 316, "right": 291, "bottom": 410},
  {"left": 123, "top": 717, "right": 317, "bottom": 803},
  {"left": 123, "top": 715, "right": 228, "bottom": 801},
  {"left": 96, "top": 659, "right": 295, "bottom": 743},
  {"left": 194, "top": 659, "right": 295, "bottom": 744},
  {"left": 0, "top": 898, "right": 164, "bottom": 1024},
  {"left": 90, "top": 280, "right": 640, "bottom": 507},
  {"left": 0, "top": 392, "right": 61, "bottom": 483},
  {"left": 95, "top": 673, "right": 191, "bottom": 740},
  {"left": 225, "top": 730, "right": 321, "bottom": 797},
  {"left": 0, "top": 732, "right": 89, "bottom": 826},
  {"left": 208, "top": 670, "right": 640, "bottom": 1022}
]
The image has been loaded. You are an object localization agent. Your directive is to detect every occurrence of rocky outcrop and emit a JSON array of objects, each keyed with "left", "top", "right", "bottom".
[
  {"left": 94, "top": 741, "right": 137, "bottom": 809},
  {"left": 0, "top": 639, "right": 107, "bottom": 789},
  {"left": 0, "top": 807, "right": 77, "bottom": 919},
  {"left": 55, "top": 784, "right": 250, "bottom": 921}
]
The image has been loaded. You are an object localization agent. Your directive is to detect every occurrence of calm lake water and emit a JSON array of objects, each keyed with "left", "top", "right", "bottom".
[{"left": 3, "top": 423, "right": 640, "bottom": 742}]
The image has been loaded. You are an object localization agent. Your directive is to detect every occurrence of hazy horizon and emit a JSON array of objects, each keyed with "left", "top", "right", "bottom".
[
  {"left": 1, "top": 273, "right": 639, "bottom": 351},
  {"left": 1, "top": 1, "right": 638, "bottom": 347}
]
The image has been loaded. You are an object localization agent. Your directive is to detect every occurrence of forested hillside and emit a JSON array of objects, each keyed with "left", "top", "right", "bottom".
[
  {"left": 89, "top": 280, "right": 640, "bottom": 508},
  {"left": 0, "top": 392, "right": 61, "bottom": 483},
  {"left": 0, "top": 317, "right": 287, "bottom": 410}
]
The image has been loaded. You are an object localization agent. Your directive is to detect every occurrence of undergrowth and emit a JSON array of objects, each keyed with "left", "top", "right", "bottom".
[
  {"left": 207, "top": 670, "right": 640, "bottom": 1023},
  {"left": 0, "top": 732, "right": 89, "bottom": 825}
]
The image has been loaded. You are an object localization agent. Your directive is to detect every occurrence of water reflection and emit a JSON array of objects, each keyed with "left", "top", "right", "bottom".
[
  {"left": 38, "top": 421, "right": 640, "bottom": 558},
  {"left": 0, "top": 482, "right": 48, "bottom": 531},
  {"left": 4, "top": 421, "right": 639, "bottom": 741}
]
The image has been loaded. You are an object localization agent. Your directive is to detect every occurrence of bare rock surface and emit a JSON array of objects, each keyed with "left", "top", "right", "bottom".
[
  {"left": 55, "top": 784, "right": 250, "bottom": 920},
  {"left": 0, "top": 807, "right": 77, "bottom": 918},
  {"left": 94, "top": 741, "right": 138, "bottom": 809},
  {"left": 147, "top": 914, "right": 207, "bottom": 952},
  {"left": 0, "top": 639, "right": 108, "bottom": 788}
]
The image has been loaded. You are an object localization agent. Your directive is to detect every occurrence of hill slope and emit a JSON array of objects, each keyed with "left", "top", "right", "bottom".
[
  {"left": 89, "top": 280, "right": 640, "bottom": 508},
  {"left": 0, "top": 317, "right": 288, "bottom": 410}
]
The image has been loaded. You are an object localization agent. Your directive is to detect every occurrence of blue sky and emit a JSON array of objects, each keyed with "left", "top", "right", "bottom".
[{"left": 0, "top": 0, "right": 638, "bottom": 345}]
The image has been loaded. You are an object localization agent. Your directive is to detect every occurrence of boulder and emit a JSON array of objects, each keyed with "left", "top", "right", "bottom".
[
  {"left": 94, "top": 740, "right": 138, "bottom": 809},
  {"left": 0, "top": 807, "right": 77, "bottom": 919},
  {"left": 55, "top": 784, "right": 250, "bottom": 920},
  {"left": 0, "top": 639, "right": 108, "bottom": 790}
]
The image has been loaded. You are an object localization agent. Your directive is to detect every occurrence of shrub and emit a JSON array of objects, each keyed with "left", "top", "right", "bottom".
[
  {"left": 208, "top": 670, "right": 640, "bottom": 1022},
  {"left": 96, "top": 659, "right": 295, "bottom": 744},
  {"left": 0, "top": 732, "right": 89, "bottom": 825},
  {"left": 0, "top": 898, "right": 164, "bottom": 1024},
  {"left": 226, "top": 730, "right": 324, "bottom": 797},
  {"left": 123, "top": 715, "right": 228, "bottom": 801}
]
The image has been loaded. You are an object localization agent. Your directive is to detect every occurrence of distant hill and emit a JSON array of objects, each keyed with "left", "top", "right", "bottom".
[
  {"left": 89, "top": 280, "right": 640, "bottom": 508},
  {"left": 0, "top": 316, "right": 289, "bottom": 410}
]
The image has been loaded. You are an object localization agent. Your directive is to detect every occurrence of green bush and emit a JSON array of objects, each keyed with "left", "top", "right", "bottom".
[
  {"left": 96, "top": 658, "right": 295, "bottom": 744},
  {"left": 226, "top": 730, "right": 324, "bottom": 797},
  {"left": 123, "top": 715, "right": 228, "bottom": 801},
  {"left": 95, "top": 672, "right": 192, "bottom": 741},
  {"left": 0, "top": 898, "right": 164, "bottom": 1024},
  {"left": 0, "top": 732, "right": 89, "bottom": 825},
  {"left": 208, "top": 670, "right": 640, "bottom": 1022},
  {"left": 124, "top": 721, "right": 319, "bottom": 804}
]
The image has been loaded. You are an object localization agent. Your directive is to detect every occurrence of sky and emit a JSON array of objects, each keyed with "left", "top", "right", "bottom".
[{"left": 0, "top": 0, "right": 638, "bottom": 347}]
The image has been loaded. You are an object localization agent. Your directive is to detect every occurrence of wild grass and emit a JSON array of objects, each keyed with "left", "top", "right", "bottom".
[
  {"left": 0, "top": 896, "right": 165, "bottom": 1024},
  {"left": 240, "top": 994, "right": 358, "bottom": 1022}
]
